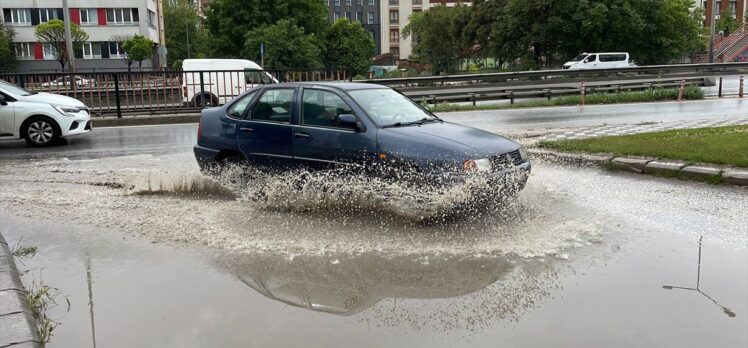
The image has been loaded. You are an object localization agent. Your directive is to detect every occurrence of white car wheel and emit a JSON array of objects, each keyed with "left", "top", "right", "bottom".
[{"left": 23, "top": 117, "right": 59, "bottom": 146}]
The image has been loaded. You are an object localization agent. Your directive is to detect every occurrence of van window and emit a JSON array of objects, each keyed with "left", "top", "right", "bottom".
[
  {"left": 584, "top": 55, "right": 597, "bottom": 63},
  {"left": 245, "top": 70, "right": 273, "bottom": 85},
  {"left": 250, "top": 88, "right": 294, "bottom": 123},
  {"left": 572, "top": 54, "right": 588, "bottom": 61},
  {"left": 599, "top": 54, "right": 627, "bottom": 62}
]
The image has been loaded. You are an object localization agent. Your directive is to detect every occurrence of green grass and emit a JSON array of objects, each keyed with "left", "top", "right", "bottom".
[
  {"left": 538, "top": 125, "right": 748, "bottom": 167},
  {"left": 428, "top": 86, "right": 704, "bottom": 113}
]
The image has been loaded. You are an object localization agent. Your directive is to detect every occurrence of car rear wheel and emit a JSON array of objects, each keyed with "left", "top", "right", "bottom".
[{"left": 23, "top": 117, "right": 60, "bottom": 147}]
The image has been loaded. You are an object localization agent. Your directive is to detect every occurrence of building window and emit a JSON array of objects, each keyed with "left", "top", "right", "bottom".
[
  {"left": 3, "top": 8, "right": 32, "bottom": 26},
  {"left": 14, "top": 43, "right": 33, "bottom": 60},
  {"left": 389, "top": 0, "right": 399, "bottom": 5},
  {"left": 389, "top": 29, "right": 399, "bottom": 43},
  {"left": 108, "top": 41, "right": 126, "bottom": 58},
  {"left": 729, "top": 0, "right": 737, "bottom": 16},
  {"left": 345, "top": 0, "right": 351, "bottom": 5},
  {"left": 389, "top": 10, "right": 399, "bottom": 24},
  {"left": 413, "top": 0, "right": 422, "bottom": 4},
  {"left": 357, "top": 0, "right": 363, "bottom": 5},
  {"left": 148, "top": 10, "right": 157, "bottom": 28},
  {"left": 390, "top": 47, "right": 399, "bottom": 57},
  {"left": 334, "top": 0, "right": 340, "bottom": 6},
  {"left": 43, "top": 43, "right": 57, "bottom": 60},
  {"left": 334, "top": 12, "right": 340, "bottom": 20},
  {"left": 356, "top": 12, "right": 363, "bottom": 22},
  {"left": 39, "top": 9, "right": 61, "bottom": 23},
  {"left": 368, "top": 12, "right": 375, "bottom": 24},
  {"left": 82, "top": 42, "right": 102, "bottom": 59},
  {"left": 79, "top": 9, "right": 99, "bottom": 25},
  {"left": 368, "top": 0, "right": 374, "bottom": 5},
  {"left": 106, "top": 8, "right": 139, "bottom": 25},
  {"left": 345, "top": 12, "right": 351, "bottom": 20}
]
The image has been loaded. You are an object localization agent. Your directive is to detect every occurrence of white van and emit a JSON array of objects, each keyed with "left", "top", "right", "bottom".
[
  {"left": 182, "top": 59, "right": 276, "bottom": 106},
  {"left": 563, "top": 52, "right": 632, "bottom": 70}
]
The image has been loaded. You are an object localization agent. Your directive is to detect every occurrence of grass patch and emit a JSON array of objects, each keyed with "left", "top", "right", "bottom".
[
  {"left": 26, "top": 275, "right": 69, "bottom": 344},
  {"left": 429, "top": 86, "right": 704, "bottom": 113},
  {"left": 538, "top": 125, "right": 748, "bottom": 167}
]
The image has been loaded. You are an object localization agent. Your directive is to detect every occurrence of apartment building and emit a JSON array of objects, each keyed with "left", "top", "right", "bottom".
[
  {"left": 699, "top": 0, "right": 746, "bottom": 27},
  {"left": 1, "top": 0, "right": 163, "bottom": 72},
  {"left": 326, "top": 0, "right": 382, "bottom": 55}
]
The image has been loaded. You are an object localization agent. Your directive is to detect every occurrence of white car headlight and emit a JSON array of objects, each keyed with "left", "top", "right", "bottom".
[
  {"left": 53, "top": 105, "right": 81, "bottom": 117},
  {"left": 474, "top": 158, "right": 491, "bottom": 172}
]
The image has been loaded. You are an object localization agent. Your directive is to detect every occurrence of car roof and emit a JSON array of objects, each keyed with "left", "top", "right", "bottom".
[{"left": 267, "top": 82, "right": 389, "bottom": 91}]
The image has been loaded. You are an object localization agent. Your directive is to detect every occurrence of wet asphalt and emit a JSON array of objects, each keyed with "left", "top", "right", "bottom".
[{"left": 0, "top": 101, "right": 746, "bottom": 347}]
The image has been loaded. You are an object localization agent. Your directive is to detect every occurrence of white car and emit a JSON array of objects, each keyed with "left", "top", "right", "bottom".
[
  {"left": 0, "top": 80, "right": 92, "bottom": 146},
  {"left": 42, "top": 75, "right": 96, "bottom": 87},
  {"left": 563, "top": 52, "right": 632, "bottom": 70}
]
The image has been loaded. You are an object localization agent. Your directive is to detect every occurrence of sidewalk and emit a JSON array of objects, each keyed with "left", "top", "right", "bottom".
[{"left": 0, "top": 233, "right": 41, "bottom": 348}]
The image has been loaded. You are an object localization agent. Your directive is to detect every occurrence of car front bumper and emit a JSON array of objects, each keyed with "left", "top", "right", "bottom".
[{"left": 59, "top": 111, "right": 92, "bottom": 137}]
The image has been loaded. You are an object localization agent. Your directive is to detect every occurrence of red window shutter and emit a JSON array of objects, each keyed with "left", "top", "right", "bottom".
[
  {"left": 70, "top": 8, "right": 81, "bottom": 25},
  {"left": 34, "top": 43, "right": 43, "bottom": 60},
  {"left": 98, "top": 8, "right": 107, "bottom": 25}
]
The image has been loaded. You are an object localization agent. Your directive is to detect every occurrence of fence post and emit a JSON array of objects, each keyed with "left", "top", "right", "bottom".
[
  {"left": 113, "top": 72, "right": 122, "bottom": 118},
  {"left": 469, "top": 92, "right": 476, "bottom": 106},
  {"left": 199, "top": 71, "right": 205, "bottom": 108},
  {"left": 18, "top": 75, "right": 26, "bottom": 88},
  {"left": 509, "top": 91, "right": 514, "bottom": 105},
  {"left": 718, "top": 77, "right": 723, "bottom": 98},
  {"left": 580, "top": 81, "right": 586, "bottom": 107},
  {"left": 677, "top": 79, "right": 685, "bottom": 101},
  {"left": 545, "top": 89, "right": 551, "bottom": 101},
  {"left": 740, "top": 76, "right": 745, "bottom": 98}
]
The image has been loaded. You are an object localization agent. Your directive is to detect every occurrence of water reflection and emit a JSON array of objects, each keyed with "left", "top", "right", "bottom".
[
  {"left": 85, "top": 255, "right": 97, "bottom": 348},
  {"left": 218, "top": 252, "right": 517, "bottom": 316},
  {"left": 662, "top": 236, "right": 736, "bottom": 318}
]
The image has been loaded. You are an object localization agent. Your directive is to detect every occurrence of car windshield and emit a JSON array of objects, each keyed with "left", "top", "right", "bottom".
[
  {"left": 0, "top": 80, "right": 35, "bottom": 96},
  {"left": 572, "top": 54, "right": 588, "bottom": 61},
  {"left": 348, "top": 88, "right": 437, "bottom": 127}
]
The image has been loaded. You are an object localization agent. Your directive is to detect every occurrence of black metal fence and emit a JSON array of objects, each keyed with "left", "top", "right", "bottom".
[{"left": 0, "top": 69, "right": 351, "bottom": 117}]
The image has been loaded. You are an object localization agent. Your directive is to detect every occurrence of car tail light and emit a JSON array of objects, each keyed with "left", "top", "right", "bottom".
[
  {"left": 183, "top": 86, "right": 188, "bottom": 98},
  {"left": 197, "top": 121, "right": 202, "bottom": 140},
  {"left": 463, "top": 160, "right": 478, "bottom": 173}
]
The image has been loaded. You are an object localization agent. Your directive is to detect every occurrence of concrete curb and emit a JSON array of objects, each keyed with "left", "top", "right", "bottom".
[
  {"left": 0, "top": 233, "right": 42, "bottom": 348},
  {"left": 529, "top": 148, "right": 748, "bottom": 186},
  {"left": 92, "top": 114, "right": 200, "bottom": 128}
]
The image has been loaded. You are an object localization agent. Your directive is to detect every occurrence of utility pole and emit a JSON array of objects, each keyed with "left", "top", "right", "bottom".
[
  {"left": 62, "top": 0, "right": 75, "bottom": 72},
  {"left": 708, "top": 0, "right": 717, "bottom": 63},
  {"left": 157, "top": 0, "right": 168, "bottom": 68}
]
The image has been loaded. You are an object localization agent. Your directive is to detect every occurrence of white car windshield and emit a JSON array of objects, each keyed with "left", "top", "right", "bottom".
[
  {"left": 348, "top": 88, "right": 437, "bottom": 127},
  {"left": 572, "top": 54, "right": 588, "bottom": 61},
  {"left": 0, "top": 80, "right": 35, "bottom": 96}
]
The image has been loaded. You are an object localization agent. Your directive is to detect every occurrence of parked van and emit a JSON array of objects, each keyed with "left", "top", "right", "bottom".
[
  {"left": 563, "top": 52, "right": 632, "bottom": 70},
  {"left": 182, "top": 59, "right": 276, "bottom": 106}
]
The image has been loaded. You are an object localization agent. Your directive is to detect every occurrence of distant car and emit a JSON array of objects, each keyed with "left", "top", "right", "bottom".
[
  {"left": 42, "top": 75, "right": 96, "bottom": 87},
  {"left": 194, "top": 82, "right": 530, "bottom": 192},
  {"left": 181, "top": 58, "right": 277, "bottom": 107},
  {"left": 563, "top": 52, "right": 631, "bottom": 70},
  {"left": 0, "top": 80, "right": 92, "bottom": 146}
]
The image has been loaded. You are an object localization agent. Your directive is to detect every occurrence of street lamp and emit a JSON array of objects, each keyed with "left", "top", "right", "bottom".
[{"left": 661, "top": 236, "right": 736, "bottom": 318}]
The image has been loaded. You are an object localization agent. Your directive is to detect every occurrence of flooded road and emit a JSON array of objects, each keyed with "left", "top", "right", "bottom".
[{"left": 0, "top": 125, "right": 746, "bottom": 347}]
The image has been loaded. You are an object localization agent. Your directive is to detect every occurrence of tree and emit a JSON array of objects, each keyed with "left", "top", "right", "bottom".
[
  {"left": 0, "top": 25, "right": 17, "bottom": 71},
  {"left": 122, "top": 35, "right": 154, "bottom": 70},
  {"left": 243, "top": 20, "right": 322, "bottom": 70},
  {"left": 34, "top": 19, "right": 88, "bottom": 70},
  {"left": 324, "top": 19, "right": 375, "bottom": 76},
  {"left": 716, "top": 9, "right": 738, "bottom": 35},
  {"left": 403, "top": 6, "right": 474, "bottom": 74},
  {"left": 164, "top": 0, "right": 213, "bottom": 67},
  {"left": 206, "top": 0, "right": 328, "bottom": 57}
]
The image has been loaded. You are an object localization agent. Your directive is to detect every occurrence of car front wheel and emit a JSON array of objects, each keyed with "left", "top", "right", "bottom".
[{"left": 23, "top": 117, "right": 60, "bottom": 147}]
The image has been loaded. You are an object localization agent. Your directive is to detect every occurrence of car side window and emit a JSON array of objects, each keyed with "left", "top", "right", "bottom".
[
  {"left": 301, "top": 89, "right": 354, "bottom": 128},
  {"left": 250, "top": 88, "right": 294, "bottom": 123},
  {"left": 227, "top": 90, "right": 257, "bottom": 118},
  {"left": 585, "top": 55, "right": 597, "bottom": 63}
]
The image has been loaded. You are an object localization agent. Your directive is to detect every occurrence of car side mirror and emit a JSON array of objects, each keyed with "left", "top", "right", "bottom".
[{"left": 338, "top": 114, "right": 366, "bottom": 132}]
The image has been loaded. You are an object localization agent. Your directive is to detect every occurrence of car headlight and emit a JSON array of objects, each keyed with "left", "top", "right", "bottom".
[
  {"left": 53, "top": 105, "right": 81, "bottom": 117},
  {"left": 464, "top": 158, "right": 491, "bottom": 173},
  {"left": 519, "top": 147, "right": 528, "bottom": 161}
]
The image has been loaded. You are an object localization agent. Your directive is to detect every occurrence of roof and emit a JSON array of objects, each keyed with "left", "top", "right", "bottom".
[{"left": 270, "top": 82, "right": 388, "bottom": 91}]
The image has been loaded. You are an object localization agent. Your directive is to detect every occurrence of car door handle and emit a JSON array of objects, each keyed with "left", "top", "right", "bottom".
[
  {"left": 294, "top": 132, "right": 310, "bottom": 139},
  {"left": 239, "top": 127, "right": 253, "bottom": 133}
]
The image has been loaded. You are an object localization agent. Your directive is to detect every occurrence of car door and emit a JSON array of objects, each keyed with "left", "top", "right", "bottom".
[
  {"left": 292, "top": 88, "right": 376, "bottom": 169},
  {"left": 236, "top": 87, "right": 295, "bottom": 166},
  {"left": 0, "top": 92, "right": 15, "bottom": 137},
  {"left": 584, "top": 54, "right": 599, "bottom": 69}
]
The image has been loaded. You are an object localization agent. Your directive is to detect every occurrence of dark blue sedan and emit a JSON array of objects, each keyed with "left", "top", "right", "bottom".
[{"left": 194, "top": 82, "right": 530, "bottom": 191}]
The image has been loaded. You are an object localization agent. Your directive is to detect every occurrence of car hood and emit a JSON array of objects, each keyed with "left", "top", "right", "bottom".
[
  {"left": 377, "top": 122, "right": 521, "bottom": 171},
  {"left": 18, "top": 92, "right": 86, "bottom": 107}
]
